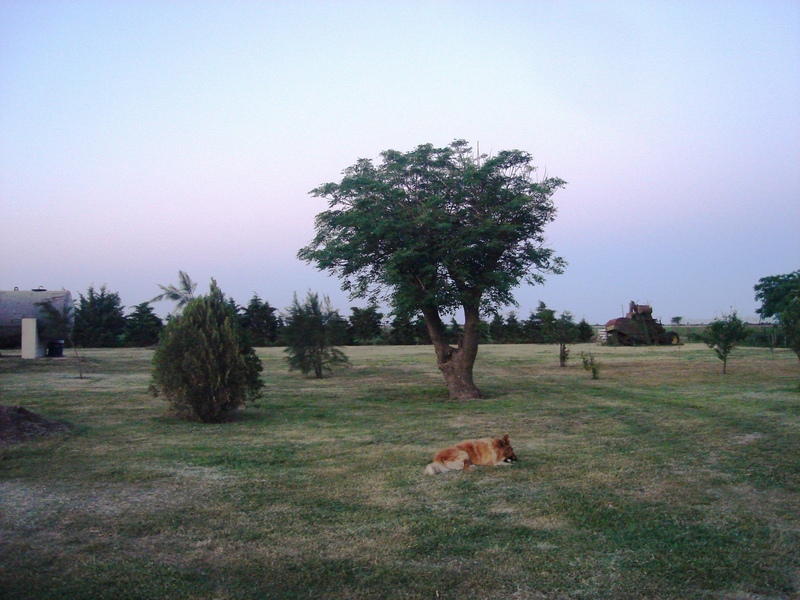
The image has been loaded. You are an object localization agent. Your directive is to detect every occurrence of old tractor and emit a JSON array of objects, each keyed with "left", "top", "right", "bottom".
[{"left": 605, "top": 301, "right": 679, "bottom": 346}]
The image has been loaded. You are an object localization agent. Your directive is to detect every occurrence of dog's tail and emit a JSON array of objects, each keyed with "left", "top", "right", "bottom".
[{"left": 424, "top": 461, "right": 449, "bottom": 475}]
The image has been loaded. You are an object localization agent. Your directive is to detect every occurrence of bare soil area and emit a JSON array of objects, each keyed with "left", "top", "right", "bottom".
[{"left": 0, "top": 405, "right": 71, "bottom": 446}]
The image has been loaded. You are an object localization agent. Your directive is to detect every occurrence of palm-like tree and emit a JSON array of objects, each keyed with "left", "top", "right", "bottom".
[{"left": 151, "top": 270, "right": 197, "bottom": 313}]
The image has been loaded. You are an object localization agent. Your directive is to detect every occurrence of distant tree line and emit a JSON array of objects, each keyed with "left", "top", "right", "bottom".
[
  {"left": 44, "top": 274, "right": 800, "bottom": 357},
  {"left": 62, "top": 284, "right": 595, "bottom": 349},
  {"left": 678, "top": 323, "right": 793, "bottom": 349}
]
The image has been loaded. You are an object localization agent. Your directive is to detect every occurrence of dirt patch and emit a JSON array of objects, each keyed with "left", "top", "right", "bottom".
[{"left": 0, "top": 405, "right": 71, "bottom": 446}]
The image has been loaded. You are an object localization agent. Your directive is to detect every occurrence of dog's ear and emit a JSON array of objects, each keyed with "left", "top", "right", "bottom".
[{"left": 501, "top": 434, "right": 510, "bottom": 445}]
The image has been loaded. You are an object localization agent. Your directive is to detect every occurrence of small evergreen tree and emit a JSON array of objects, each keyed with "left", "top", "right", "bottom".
[
  {"left": 704, "top": 311, "right": 748, "bottom": 374},
  {"left": 151, "top": 280, "right": 263, "bottom": 422},
  {"left": 73, "top": 285, "right": 127, "bottom": 347},
  {"left": 476, "top": 319, "right": 492, "bottom": 343},
  {"left": 580, "top": 351, "right": 601, "bottom": 380},
  {"left": 387, "top": 313, "right": 415, "bottom": 345},
  {"left": 124, "top": 302, "right": 163, "bottom": 347},
  {"left": 531, "top": 301, "right": 558, "bottom": 344},
  {"left": 576, "top": 319, "right": 595, "bottom": 343},
  {"left": 283, "top": 292, "right": 350, "bottom": 378},
  {"left": 349, "top": 305, "right": 384, "bottom": 344},
  {"left": 488, "top": 313, "right": 506, "bottom": 343},
  {"left": 327, "top": 312, "right": 353, "bottom": 347},
  {"left": 445, "top": 317, "right": 463, "bottom": 345},
  {"left": 504, "top": 311, "right": 523, "bottom": 343},
  {"left": 387, "top": 312, "right": 429, "bottom": 345},
  {"left": 556, "top": 311, "right": 580, "bottom": 366},
  {"left": 240, "top": 293, "right": 279, "bottom": 346}
]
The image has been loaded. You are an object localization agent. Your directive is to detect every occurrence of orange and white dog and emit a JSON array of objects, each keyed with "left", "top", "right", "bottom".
[{"left": 424, "top": 434, "right": 518, "bottom": 475}]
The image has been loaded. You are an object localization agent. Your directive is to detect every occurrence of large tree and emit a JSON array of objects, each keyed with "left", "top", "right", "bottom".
[
  {"left": 780, "top": 298, "right": 800, "bottom": 364},
  {"left": 754, "top": 270, "right": 800, "bottom": 363},
  {"left": 754, "top": 270, "right": 800, "bottom": 320},
  {"left": 298, "top": 140, "right": 565, "bottom": 398}
]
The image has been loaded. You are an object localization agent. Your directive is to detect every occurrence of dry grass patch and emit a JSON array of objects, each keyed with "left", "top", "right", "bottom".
[{"left": 0, "top": 343, "right": 798, "bottom": 598}]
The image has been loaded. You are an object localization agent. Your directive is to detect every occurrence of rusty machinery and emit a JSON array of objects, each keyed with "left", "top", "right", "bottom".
[{"left": 605, "top": 301, "right": 679, "bottom": 346}]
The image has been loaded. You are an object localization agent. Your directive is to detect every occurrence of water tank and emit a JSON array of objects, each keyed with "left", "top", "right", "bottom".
[{"left": 0, "top": 288, "right": 74, "bottom": 347}]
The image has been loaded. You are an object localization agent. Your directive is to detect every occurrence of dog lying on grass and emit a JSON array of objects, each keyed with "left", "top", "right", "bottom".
[{"left": 424, "top": 434, "right": 518, "bottom": 475}]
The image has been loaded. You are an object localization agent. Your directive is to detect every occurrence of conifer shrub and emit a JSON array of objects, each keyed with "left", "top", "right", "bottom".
[
  {"left": 581, "top": 351, "right": 601, "bottom": 380},
  {"left": 283, "top": 291, "right": 350, "bottom": 378},
  {"left": 559, "top": 343, "right": 570, "bottom": 367},
  {"left": 151, "top": 280, "right": 263, "bottom": 422}
]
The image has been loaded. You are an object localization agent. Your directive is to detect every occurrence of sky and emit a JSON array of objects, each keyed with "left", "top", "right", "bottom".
[{"left": 1, "top": 1, "right": 798, "bottom": 325}]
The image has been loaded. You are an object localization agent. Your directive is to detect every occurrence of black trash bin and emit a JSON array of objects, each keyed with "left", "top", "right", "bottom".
[{"left": 47, "top": 340, "right": 65, "bottom": 357}]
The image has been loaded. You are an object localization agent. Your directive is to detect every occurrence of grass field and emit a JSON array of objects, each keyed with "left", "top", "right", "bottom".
[{"left": 1, "top": 343, "right": 798, "bottom": 599}]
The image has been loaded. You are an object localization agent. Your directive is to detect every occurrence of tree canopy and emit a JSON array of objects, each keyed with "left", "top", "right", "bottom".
[
  {"left": 780, "top": 298, "right": 800, "bottom": 364},
  {"left": 240, "top": 293, "right": 280, "bottom": 346},
  {"left": 349, "top": 305, "right": 384, "bottom": 344},
  {"left": 73, "top": 285, "right": 126, "bottom": 347},
  {"left": 299, "top": 140, "right": 565, "bottom": 398},
  {"left": 754, "top": 270, "right": 800, "bottom": 320},
  {"left": 704, "top": 311, "right": 748, "bottom": 374},
  {"left": 124, "top": 302, "right": 163, "bottom": 347},
  {"left": 299, "top": 140, "right": 565, "bottom": 316},
  {"left": 755, "top": 270, "right": 800, "bottom": 364}
]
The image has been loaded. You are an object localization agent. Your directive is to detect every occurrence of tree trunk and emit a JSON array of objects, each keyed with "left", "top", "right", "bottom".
[
  {"left": 69, "top": 337, "right": 83, "bottom": 379},
  {"left": 421, "top": 305, "right": 483, "bottom": 399},
  {"left": 559, "top": 343, "right": 568, "bottom": 367}
]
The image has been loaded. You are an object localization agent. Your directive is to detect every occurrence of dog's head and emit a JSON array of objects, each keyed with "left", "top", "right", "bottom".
[
  {"left": 497, "top": 434, "right": 518, "bottom": 463},
  {"left": 502, "top": 445, "right": 518, "bottom": 463}
]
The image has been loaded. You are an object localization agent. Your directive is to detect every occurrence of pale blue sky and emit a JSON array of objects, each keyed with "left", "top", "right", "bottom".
[{"left": 2, "top": 1, "right": 798, "bottom": 324}]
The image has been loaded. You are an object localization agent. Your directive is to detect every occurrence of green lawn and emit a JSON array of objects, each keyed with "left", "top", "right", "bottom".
[{"left": 1, "top": 344, "right": 798, "bottom": 599}]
